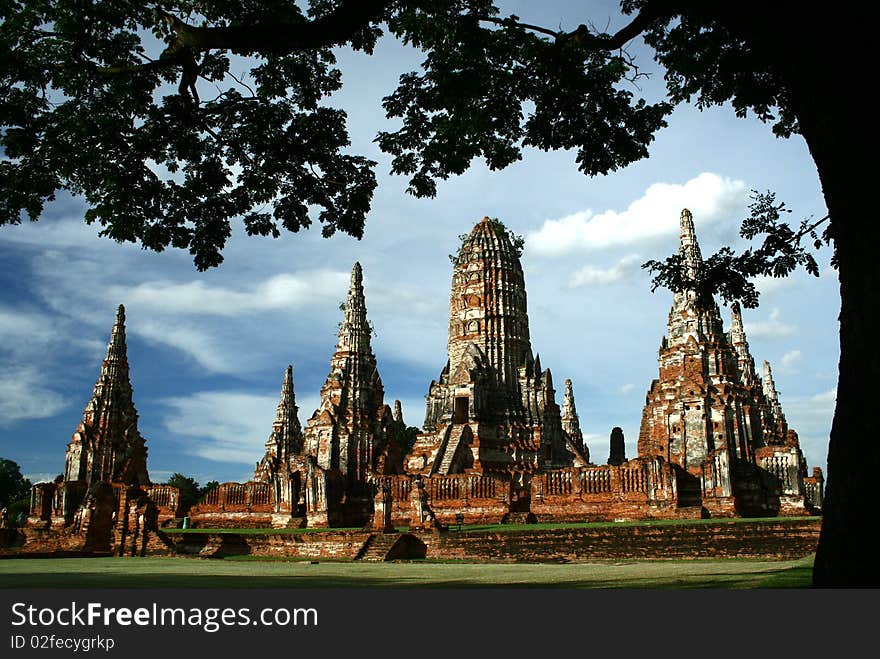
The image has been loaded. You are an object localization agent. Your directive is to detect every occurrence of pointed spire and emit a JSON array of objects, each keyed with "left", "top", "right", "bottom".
[
  {"left": 393, "top": 400, "right": 404, "bottom": 425},
  {"left": 762, "top": 360, "right": 787, "bottom": 439},
  {"left": 727, "top": 302, "right": 757, "bottom": 385},
  {"left": 679, "top": 208, "right": 703, "bottom": 284},
  {"left": 543, "top": 366, "right": 553, "bottom": 390},
  {"left": 561, "top": 378, "right": 579, "bottom": 419},
  {"left": 730, "top": 301, "right": 744, "bottom": 335},
  {"left": 105, "top": 304, "right": 127, "bottom": 363},
  {"left": 275, "top": 365, "right": 297, "bottom": 426},
  {"left": 268, "top": 364, "right": 302, "bottom": 457},
  {"left": 560, "top": 378, "right": 584, "bottom": 456},
  {"left": 98, "top": 304, "right": 131, "bottom": 394},
  {"left": 64, "top": 304, "right": 149, "bottom": 486},
  {"left": 729, "top": 302, "right": 749, "bottom": 352},
  {"left": 337, "top": 262, "right": 371, "bottom": 353},
  {"left": 763, "top": 360, "right": 779, "bottom": 403}
]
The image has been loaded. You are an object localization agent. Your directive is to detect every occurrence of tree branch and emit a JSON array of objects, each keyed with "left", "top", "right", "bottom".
[
  {"left": 477, "top": 16, "right": 562, "bottom": 39},
  {"left": 795, "top": 214, "right": 830, "bottom": 241},
  {"left": 476, "top": 5, "right": 663, "bottom": 50},
  {"left": 97, "top": 0, "right": 391, "bottom": 77},
  {"left": 564, "top": 7, "right": 661, "bottom": 50},
  {"left": 161, "top": 0, "right": 389, "bottom": 53}
]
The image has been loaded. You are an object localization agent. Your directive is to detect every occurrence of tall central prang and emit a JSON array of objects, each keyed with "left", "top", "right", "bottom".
[{"left": 408, "top": 217, "right": 588, "bottom": 476}]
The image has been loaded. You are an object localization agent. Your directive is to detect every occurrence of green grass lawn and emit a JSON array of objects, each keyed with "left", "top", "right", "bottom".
[
  {"left": 0, "top": 555, "right": 814, "bottom": 589},
  {"left": 162, "top": 516, "right": 816, "bottom": 535}
]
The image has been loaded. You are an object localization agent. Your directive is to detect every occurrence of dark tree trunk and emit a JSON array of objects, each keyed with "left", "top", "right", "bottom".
[
  {"left": 714, "top": 3, "right": 880, "bottom": 584},
  {"left": 790, "top": 59, "right": 880, "bottom": 586},
  {"left": 809, "top": 147, "right": 880, "bottom": 586}
]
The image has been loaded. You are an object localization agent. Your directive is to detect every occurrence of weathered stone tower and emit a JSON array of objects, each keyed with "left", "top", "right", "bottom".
[
  {"left": 63, "top": 305, "right": 150, "bottom": 488},
  {"left": 408, "top": 217, "right": 588, "bottom": 476},
  {"left": 637, "top": 209, "right": 822, "bottom": 515},
  {"left": 255, "top": 365, "right": 304, "bottom": 479},
  {"left": 637, "top": 210, "right": 767, "bottom": 473},
  {"left": 561, "top": 378, "right": 588, "bottom": 462},
  {"left": 303, "top": 262, "right": 400, "bottom": 493}
]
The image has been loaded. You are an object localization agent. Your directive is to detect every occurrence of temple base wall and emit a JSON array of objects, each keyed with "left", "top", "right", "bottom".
[
  {"left": 531, "top": 497, "right": 699, "bottom": 523},
  {"left": 418, "top": 518, "right": 821, "bottom": 562},
  {"left": 2, "top": 517, "right": 821, "bottom": 561}
]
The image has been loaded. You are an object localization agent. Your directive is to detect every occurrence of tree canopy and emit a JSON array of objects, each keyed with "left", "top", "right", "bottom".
[
  {"left": 2, "top": 1, "right": 876, "bottom": 585},
  {"left": 164, "top": 472, "right": 202, "bottom": 510},
  {"left": 0, "top": 457, "right": 32, "bottom": 509},
  {"left": 2, "top": 0, "right": 676, "bottom": 269}
]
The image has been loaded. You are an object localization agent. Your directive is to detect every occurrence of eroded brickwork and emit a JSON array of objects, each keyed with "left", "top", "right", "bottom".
[
  {"left": 636, "top": 209, "right": 821, "bottom": 515},
  {"left": 25, "top": 306, "right": 175, "bottom": 556},
  {"left": 200, "top": 263, "right": 403, "bottom": 529},
  {"left": 18, "top": 211, "right": 824, "bottom": 557},
  {"left": 408, "top": 217, "right": 588, "bottom": 477},
  {"left": 63, "top": 305, "right": 150, "bottom": 490}
]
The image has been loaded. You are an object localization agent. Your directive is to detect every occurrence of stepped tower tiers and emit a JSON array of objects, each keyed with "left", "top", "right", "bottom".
[
  {"left": 303, "top": 262, "right": 401, "bottom": 494},
  {"left": 561, "top": 379, "right": 589, "bottom": 463},
  {"left": 254, "top": 365, "right": 304, "bottom": 483},
  {"left": 63, "top": 305, "right": 150, "bottom": 488},
  {"left": 761, "top": 360, "right": 789, "bottom": 444},
  {"left": 638, "top": 209, "right": 766, "bottom": 471},
  {"left": 637, "top": 209, "right": 821, "bottom": 515},
  {"left": 408, "top": 217, "right": 589, "bottom": 476}
]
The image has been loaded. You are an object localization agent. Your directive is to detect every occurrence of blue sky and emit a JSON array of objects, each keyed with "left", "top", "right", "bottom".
[{"left": 0, "top": 2, "right": 838, "bottom": 486}]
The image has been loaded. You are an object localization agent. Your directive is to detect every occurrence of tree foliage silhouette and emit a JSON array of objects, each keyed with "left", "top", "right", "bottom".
[{"left": 1, "top": 1, "right": 874, "bottom": 585}]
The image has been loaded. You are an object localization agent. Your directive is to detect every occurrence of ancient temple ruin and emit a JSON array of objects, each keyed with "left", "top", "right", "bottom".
[
  {"left": 28, "top": 305, "right": 181, "bottom": 554},
  {"left": 29, "top": 213, "right": 823, "bottom": 538},
  {"left": 203, "top": 262, "right": 404, "bottom": 528},
  {"left": 62, "top": 305, "right": 150, "bottom": 489},
  {"left": 637, "top": 209, "right": 823, "bottom": 516},
  {"left": 408, "top": 217, "right": 589, "bottom": 477}
]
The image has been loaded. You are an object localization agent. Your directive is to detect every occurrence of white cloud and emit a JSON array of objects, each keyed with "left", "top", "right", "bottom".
[
  {"left": 160, "top": 387, "right": 427, "bottom": 469},
  {"left": 527, "top": 172, "right": 748, "bottom": 255},
  {"left": 109, "top": 270, "right": 350, "bottom": 317},
  {"left": 161, "top": 391, "right": 284, "bottom": 464},
  {"left": 619, "top": 383, "right": 636, "bottom": 394},
  {"left": 810, "top": 388, "right": 837, "bottom": 405},
  {"left": 136, "top": 320, "right": 240, "bottom": 374},
  {"left": 569, "top": 254, "right": 643, "bottom": 288},
  {"left": 0, "top": 366, "right": 67, "bottom": 424},
  {"left": 781, "top": 387, "right": 836, "bottom": 470},
  {"left": 744, "top": 308, "right": 796, "bottom": 339},
  {"left": 779, "top": 350, "right": 803, "bottom": 373},
  {"left": 147, "top": 470, "right": 175, "bottom": 484},
  {"left": 0, "top": 308, "right": 58, "bottom": 351},
  {"left": 752, "top": 275, "right": 797, "bottom": 295},
  {"left": 24, "top": 472, "right": 58, "bottom": 484}
]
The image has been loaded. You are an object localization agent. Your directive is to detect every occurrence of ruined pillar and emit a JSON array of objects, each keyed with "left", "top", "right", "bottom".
[{"left": 608, "top": 427, "right": 627, "bottom": 466}]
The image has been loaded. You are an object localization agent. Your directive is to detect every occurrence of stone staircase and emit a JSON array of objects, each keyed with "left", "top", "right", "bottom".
[
  {"left": 355, "top": 533, "right": 401, "bottom": 562},
  {"left": 434, "top": 424, "right": 467, "bottom": 475}
]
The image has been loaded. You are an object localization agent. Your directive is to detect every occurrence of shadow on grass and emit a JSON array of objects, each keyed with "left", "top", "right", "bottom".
[{"left": 0, "top": 563, "right": 813, "bottom": 589}]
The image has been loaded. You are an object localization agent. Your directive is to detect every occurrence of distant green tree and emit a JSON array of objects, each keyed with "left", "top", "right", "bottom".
[
  {"left": 0, "top": 458, "right": 31, "bottom": 509},
  {"left": 0, "top": 458, "right": 32, "bottom": 527},
  {"left": 165, "top": 473, "right": 201, "bottom": 510},
  {"left": 199, "top": 480, "right": 220, "bottom": 499}
]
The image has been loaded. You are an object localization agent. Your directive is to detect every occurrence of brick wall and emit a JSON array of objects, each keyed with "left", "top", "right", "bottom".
[{"left": 419, "top": 518, "right": 821, "bottom": 562}]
